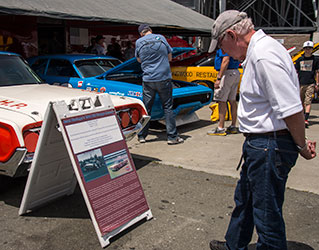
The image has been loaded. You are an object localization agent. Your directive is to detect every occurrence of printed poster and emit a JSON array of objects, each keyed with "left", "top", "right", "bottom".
[{"left": 62, "top": 109, "right": 150, "bottom": 235}]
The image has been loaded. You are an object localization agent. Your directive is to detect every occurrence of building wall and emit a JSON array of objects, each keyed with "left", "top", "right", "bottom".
[{"left": 270, "top": 34, "right": 311, "bottom": 54}]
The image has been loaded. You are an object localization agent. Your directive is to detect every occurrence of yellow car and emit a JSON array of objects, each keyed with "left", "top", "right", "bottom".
[
  {"left": 171, "top": 44, "right": 316, "bottom": 95},
  {"left": 171, "top": 55, "right": 243, "bottom": 92}
]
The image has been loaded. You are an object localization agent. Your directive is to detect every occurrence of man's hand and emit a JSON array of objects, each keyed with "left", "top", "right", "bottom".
[
  {"left": 300, "top": 140, "right": 316, "bottom": 159},
  {"left": 214, "top": 79, "right": 221, "bottom": 89},
  {"left": 284, "top": 111, "right": 316, "bottom": 160}
]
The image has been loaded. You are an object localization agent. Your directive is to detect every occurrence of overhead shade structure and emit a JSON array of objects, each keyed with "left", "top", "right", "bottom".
[{"left": 0, "top": 0, "right": 214, "bottom": 36}]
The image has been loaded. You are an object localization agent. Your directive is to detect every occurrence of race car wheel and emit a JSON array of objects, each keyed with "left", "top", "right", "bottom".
[{"left": 193, "top": 80, "right": 214, "bottom": 91}]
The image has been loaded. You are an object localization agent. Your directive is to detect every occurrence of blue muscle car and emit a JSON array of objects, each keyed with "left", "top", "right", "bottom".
[{"left": 27, "top": 48, "right": 213, "bottom": 125}]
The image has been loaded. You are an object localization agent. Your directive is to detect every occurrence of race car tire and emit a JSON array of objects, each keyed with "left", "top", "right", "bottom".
[{"left": 193, "top": 80, "right": 214, "bottom": 91}]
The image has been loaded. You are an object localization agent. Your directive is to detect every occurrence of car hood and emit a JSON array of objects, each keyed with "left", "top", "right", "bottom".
[
  {"left": 0, "top": 84, "right": 138, "bottom": 123},
  {"left": 99, "top": 47, "right": 195, "bottom": 78},
  {"left": 0, "top": 85, "right": 90, "bottom": 122}
]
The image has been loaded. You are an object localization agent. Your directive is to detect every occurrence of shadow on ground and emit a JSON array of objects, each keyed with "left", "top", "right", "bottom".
[
  {"left": 0, "top": 154, "right": 157, "bottom": 217},
  {"left": 248, "top": 241, "right": 314, "bottom": 249}
]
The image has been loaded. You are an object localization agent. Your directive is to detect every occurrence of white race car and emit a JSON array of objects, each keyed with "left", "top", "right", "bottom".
[{"left": 0, "top": 52, "right": 149, "bottom": 181}]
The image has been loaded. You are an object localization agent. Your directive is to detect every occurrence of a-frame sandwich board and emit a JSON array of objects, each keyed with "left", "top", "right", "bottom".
[{"left": 19, "top": 94, "right": 152, "bottom": 248}]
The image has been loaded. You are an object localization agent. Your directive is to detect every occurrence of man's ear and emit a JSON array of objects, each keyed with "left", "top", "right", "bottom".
[{"left": 226, "top": 30, "right": 236, "bottom": 40}]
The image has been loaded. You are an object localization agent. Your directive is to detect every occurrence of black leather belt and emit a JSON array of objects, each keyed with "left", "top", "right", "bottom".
[{"left": 243, "top": 129, "right": 290, "bottom": 137}]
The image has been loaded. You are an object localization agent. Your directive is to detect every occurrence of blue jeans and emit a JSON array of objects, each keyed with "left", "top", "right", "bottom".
[
  {"left": 138, "top": 79, "right": 178, "bottom": 140},
  {"left": 225, "top": 133, "right": 298, "bottom": 250}
]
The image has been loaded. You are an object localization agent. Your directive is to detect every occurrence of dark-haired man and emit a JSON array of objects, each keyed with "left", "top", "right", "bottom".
[
  {"left": 91, "top": 35, "right": 106, "bottom": 55},
  {"left": 135, "top": 24, "right": 183, "bottom": 145}
]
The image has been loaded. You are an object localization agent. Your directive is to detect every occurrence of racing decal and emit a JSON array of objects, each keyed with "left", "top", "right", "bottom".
[
  {"left": 195, "top": 72, "right": 217, "bottom": 78},
  {"left": 172, "top": 71, "right": 193, "bottom": 77},
  {"left": 109, "top": 91, "right": 125, "bottom": 96},
  {"left": 0, "top": 99, "right": 27, "bottom": 109},
  {"left": 100, "top": 87, "right": 106, "bottom": 93},
  {"left": 128, "top": 91, "right": 142, "bottom": 97},
  {"left": 80, "top": 88, "right": 102, "bottom": 95},
  {"left": 78, "top": 81, "right": 83, "bottom": 87}
]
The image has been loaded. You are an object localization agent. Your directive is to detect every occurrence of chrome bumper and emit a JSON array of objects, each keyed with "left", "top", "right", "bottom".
[
  {"left": 123, "top": 115, "right": 150, "bottom": 141},
  {"left": 0, "top": 148, "right": 27, "bottom": 177}
]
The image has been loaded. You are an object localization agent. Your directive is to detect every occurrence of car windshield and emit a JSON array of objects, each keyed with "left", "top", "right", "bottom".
[
  {"left": 0, "top": 55, "right": 43, "bottom": 86},
  {"left": 196, "top": 57, "right": 215, "bottom": 66},
  {"left": 75, "top": 59, "right": 122, "bottom": 78}
]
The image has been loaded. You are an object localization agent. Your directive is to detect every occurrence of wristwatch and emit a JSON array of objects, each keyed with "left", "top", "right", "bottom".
[
  {"left": 217, "top": 77, "right": 222, "bottom": 81},
  {"left": 296, "top": 143, "right": 307, "bottom": 152}
]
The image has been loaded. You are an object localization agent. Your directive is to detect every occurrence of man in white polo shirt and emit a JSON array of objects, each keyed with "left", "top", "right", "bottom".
[{"left": 207, "top": 10, "right": 317, "bottom": 250}]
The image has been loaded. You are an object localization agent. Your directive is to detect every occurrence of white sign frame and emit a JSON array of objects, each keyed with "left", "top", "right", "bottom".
[{"left": 19, "top": 94, "right": 152, "bottom": 248}]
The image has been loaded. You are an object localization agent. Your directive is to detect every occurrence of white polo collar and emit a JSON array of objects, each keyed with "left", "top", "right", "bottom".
[{"left": 242, "top": 29, "right": 266, "bottom": 67}]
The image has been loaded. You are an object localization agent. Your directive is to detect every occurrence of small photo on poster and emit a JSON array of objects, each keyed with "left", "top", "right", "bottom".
[
  {"left": 104, "top": 149, "right": 133, "bottom": 179},
  {"left": 77, "top": 148, "right": 109, "bottom": 183}
]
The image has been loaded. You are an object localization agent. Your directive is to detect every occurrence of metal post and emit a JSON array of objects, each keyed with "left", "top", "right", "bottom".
[
  {"left": 219, "top": 0, "right": 226, "bottom": 12},
  {"left": 312, "top": 0, "right": 319, "bottom": 43},
  {"left": 212, "top": 0, "right": 217, "bottom": 19}
]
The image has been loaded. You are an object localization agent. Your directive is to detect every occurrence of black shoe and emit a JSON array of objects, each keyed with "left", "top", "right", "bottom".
[
  {"left": 226, "top": 125, "right": 239, "bottom": 134},
  {"left": 209, "top": 240, "right": 227, "bottom": 250}
]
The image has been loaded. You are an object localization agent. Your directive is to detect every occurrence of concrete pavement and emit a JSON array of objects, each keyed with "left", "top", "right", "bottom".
[
  {"left": 128, "top": 105, "right": 319, "bottom": 195},
  {"left": 1, "top": 158, "right": 318, "bottom": 250},
  {"left": 1, "top": 105, "right": 319, "bottom": 250}
]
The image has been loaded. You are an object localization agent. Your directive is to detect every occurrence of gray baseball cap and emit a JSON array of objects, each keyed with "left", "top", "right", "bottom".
[{"left": 208, "top": 10, "right": 248, "bottom": 53}]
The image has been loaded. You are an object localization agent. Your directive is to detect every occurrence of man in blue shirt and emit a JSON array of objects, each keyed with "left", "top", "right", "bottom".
[
  {"left": 135, "top": 24, "right": 183, "bottom": 145},
  {"left": 207, "top": 48, "right": 240, "bottom": 136}
]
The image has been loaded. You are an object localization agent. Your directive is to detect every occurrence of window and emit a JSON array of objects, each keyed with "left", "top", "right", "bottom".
[
  {"left": 31, "top": 59, "right": 48, "bottom": 75},
  {"left": 47, "top": 59, "right": 79, "bottom": 77},
  {"left": 0, "top": 55, "right": 42, "bottom": 86},
  {"left": 197, "top": 57, "right": 215, "bottom": 67},
  {"left": 75, "top": 59, "right": 122, "bottom": 78}
]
